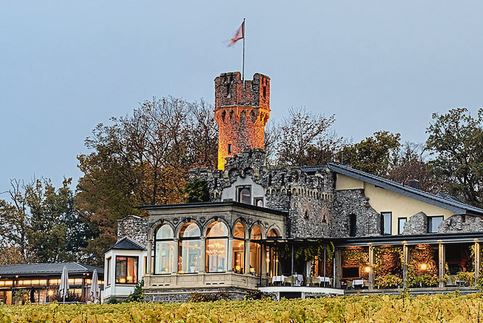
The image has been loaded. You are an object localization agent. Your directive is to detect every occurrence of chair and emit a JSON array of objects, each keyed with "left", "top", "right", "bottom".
[
  {"left": 310, "top": 277, "right": 321, "bottom": 287},
  {"left": 283, "top": 276, "right": 294, "bottom": 286}
]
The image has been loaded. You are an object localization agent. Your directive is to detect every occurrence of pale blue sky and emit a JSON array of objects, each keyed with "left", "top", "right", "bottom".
[{"left": 1, "top": 1, "right": 482, "bottom": 191}]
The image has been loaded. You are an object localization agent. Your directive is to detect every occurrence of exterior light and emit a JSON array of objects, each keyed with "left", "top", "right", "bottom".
[
  {"left": 419, "top": 263, "right": 428, "bottom": 271},
  {"left": 364, "top": 266, "right": 372, "bottom": 273},
  {"left": 48, "top": 289, "right": 54, "bottom": 297}
]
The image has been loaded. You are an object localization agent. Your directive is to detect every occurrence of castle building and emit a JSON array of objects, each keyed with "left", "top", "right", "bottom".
[{"left": 102, "top": 72, "right": 483, "bottom": 302}]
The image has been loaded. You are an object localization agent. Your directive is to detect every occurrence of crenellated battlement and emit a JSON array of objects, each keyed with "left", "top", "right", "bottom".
[{"left": 214, "top": 72, "right": 270, "bottom": 170}]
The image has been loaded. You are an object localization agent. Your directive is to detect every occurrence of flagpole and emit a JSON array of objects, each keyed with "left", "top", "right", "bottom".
[{"left": 242, "top": 18, "right": 246, "bottom": 82}]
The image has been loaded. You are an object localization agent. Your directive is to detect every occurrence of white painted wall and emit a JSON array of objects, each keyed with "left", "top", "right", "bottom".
[
  {"left": 102, "top": 249, "right": 147, "bottom": 302},
  {"left": 221, "top": 176, "right": 265, "bottom": 206}
]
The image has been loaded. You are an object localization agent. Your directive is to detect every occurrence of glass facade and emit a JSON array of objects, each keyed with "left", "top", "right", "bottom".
[
  {"left": 178, "top": 222, "right": 201, "bottom": 273},
  {"left": 155, "top": 225, "right": 175, "bottom": 274},
  {"left": 205, "top": 221, "right": 229, "bottom": 272}
]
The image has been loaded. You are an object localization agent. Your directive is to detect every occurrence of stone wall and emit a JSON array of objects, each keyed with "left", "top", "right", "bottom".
[
  {"left": 402, "top": 212, "right": 427, "bottom": 235},
  {"left": 331, "top": 189, "right": 381, "bottom": 237},
  {"left": 439, "top": 215, "right": 483, "bottom": 233},
  {"left": 191, "top": 150, "right": 336, "bottom": 239},
  {"left": 144, "top": 287, "right": 253, "bottom": 302},
  {"left": 117, "top": 215, "right": 149, "bottom": 245}
]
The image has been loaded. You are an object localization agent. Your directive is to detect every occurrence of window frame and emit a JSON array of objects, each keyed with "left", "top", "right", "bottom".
[
  {"left": 349, "top": 214, "right": 357, "bottom": 237},
  {"left": 154, "top": 224, "right": 175, "bottom": 275},
  {"left": 205, "top": 221, "right": 229, "bottom": 273},
  {"left": 427, "top": 216, "right": 444, "bottom": 233},
  {"left": 178, "top": 222, "right": 202, "bottom": 274},
  {"left": 236, "top": 185, "right": 252, "bottom": 205},
  {"left": 398, "top": 217, "right": 407, "bottom": 235},
  {"left": 381, "top": 212, "right": 392, "bottom": 235},
  {"left": 115, "top": 255, "right": 139, "bottom": 285}
]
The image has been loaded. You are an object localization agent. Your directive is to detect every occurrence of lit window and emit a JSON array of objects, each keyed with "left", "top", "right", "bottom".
[
  {"left": 115, "top": 256, "right": 138, "bottom": 284},
  {"left": 232, "top": 222, "right": 245, "bottom": 273},
  {"left": 155, "top": 224, "right": 175, "bottom": 274},
  {"left": 427, "top": 216, "right": 443, "bottom": 233},
  {"left": 381, "top": 212, "right": 392, "bottom": 235},
  {"left": 178, "top": 222, "right": 201, "bottom": 273},
  {"left": 249, "top": 224, "right": 263, "bottom": 275},
  {"left": 205, "top": 221, "right": 229, "bottom": 273},
  {"left": 398, "top": 217, "right": 407, "bottom": 235}
]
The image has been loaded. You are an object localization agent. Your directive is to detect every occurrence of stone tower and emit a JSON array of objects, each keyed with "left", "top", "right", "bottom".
[{"left": 214, "top": 72, "right": 270, "bottom": 170}]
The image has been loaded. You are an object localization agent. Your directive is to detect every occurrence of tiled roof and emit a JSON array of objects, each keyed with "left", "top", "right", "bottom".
[
  {"left": 328, "top": 162, "right": 483, "bottom": 216},
  {"left": 109, "top": 236, "right": 146, "bottom": 251},
  {"left": 0, "top": 262, "right": 103, "bottom": 276}
]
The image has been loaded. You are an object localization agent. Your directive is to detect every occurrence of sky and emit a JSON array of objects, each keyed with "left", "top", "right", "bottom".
[{"left": 1, "top": 0, "right": 482, "bottom": 193}]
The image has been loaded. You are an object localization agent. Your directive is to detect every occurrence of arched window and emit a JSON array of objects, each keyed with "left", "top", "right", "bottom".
[
  {"left": 267, "top": 228, "right": 281, "bottom": 238},
  {"left": 178, "top": 222, "right": 201, "bottom": 273},
  {"left": 232, "top": 221, "right": 245, "bottom": 273},
  {"left": 154, "top": 224, "right": 175, "bottom": 274},
  {"left": 267, "top": 228, "right": 281, "bottom": 277},
  {"left": 238, "top": 187, "right": 251, "bottom": 204},
  {"left": 249, "top": 224, "right": 263, "bottom": 275},
  {"left": 205, "top": 221, "right": 229, "bottom": 273}
]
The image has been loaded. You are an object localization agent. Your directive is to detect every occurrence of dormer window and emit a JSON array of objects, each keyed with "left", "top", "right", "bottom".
[{"left": 237, "top": 186, "right": 251, "bottom": 204}]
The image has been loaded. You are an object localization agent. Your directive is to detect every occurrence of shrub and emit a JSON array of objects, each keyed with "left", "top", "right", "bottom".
[
  {"left": 375, "top": 274, "right": 403, "bottom": 289},
  {"left": 188, "top": 292, "right": 231, "bottom": 302},
  {"left": 456, "top": 272, "right": 475, "bottom": 287},
  {"left": 127, "top": 280, "right": 144, "bottom": 302}
]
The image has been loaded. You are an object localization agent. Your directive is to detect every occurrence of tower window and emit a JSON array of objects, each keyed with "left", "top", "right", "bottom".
[
  {"left": 349, "top": 214, "right": 357, "bottom": 237},
  {"left": 227, "top": 144, "right": 232, "bottom": 154},
  {"left": 237, "top": 186, "right": 251, "bottom": 205}
]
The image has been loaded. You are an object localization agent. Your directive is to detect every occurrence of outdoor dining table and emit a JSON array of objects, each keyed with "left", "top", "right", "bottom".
[
  {"left": 271, "top": 275, "right": 287, "bottom": 285},
  {"left": 317, "top": 276, "right": 332, "bottom": 286},
  {"left": 352, "top": 279, "right": 365, "bottom": 288}
]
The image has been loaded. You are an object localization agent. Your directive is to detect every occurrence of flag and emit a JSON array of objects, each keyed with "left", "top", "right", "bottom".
[{"left": 228, "top": 20, "right": 245, "bottom": 47}]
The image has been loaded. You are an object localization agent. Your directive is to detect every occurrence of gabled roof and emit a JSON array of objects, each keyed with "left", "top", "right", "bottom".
[
  {"left": 0, "top": 262, "right": 103, "bottom": 277},
  {"left": 109, "top": 236, "right": 146, "bottom": 251},
  {"left": 328, "top": 162, "right": 483, "bottom": 216}
]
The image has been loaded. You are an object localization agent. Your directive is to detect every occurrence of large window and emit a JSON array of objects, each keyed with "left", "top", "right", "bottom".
[
  {"left": 115, "top": 256, "right": 138, "bottom": 284},
  {"left": 237, "top": 186, "right": 252, "bottom": 204},
  {"left": 398, "top": 217, "right": 407, "bottom": 235},
  {"left": 381, "top": 212, "right": 392, "bottom": 235},
  {"left": 232, "top": 221, "right": 245, "bottom": 273},
  {"left": 178, "top": 222, "right": 201, "bottom": 273},
  {"left": 205, "top": 221, "right": 229, "bottom": 272},
  {"left": 249, "top": 224, "right": 262, "bottom": 275},
  {"left": 427, "top": 216, "right": 443, "bottom": 233},
  {"left": 155, "top": 224, "right": 175, "bottom": 274}
]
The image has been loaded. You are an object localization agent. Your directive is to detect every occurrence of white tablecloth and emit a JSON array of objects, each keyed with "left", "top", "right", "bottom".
[
  {"left": 271, "top": 275, "right": 287, "bottom": 285},
  {"left": 317, "top": 276, "right": 332, "bottom": 285},
  {"left": 352, "top": 279, "right": 364, "bottom": 288}
]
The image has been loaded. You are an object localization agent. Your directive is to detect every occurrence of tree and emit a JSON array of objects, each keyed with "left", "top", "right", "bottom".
[
  {"left": 76, "top": 97, "right": 218, "bottom": 264},
  {"left": 426, "top": 108, "right": 482, "bottom": 207},
  {"left": 340, "top": 131, "right": 401, "bottom": 176},
  {"left": 274, "top": 108, "right": 342, "bottom": 166},
  {"left": 0, "top": 178, "right": 90, "bottom": 263},
  {"left": 387, "top": 143, "right": 441, "bottom": 192},
  {"left": 0, "top": 180, "right": 31, "bottom": 261}
]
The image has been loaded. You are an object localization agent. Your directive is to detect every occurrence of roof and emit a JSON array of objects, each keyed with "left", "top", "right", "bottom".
[
  {"left": 140, "top": 201, "right": 288, "bottom": 216},
  {"left": 109, "top": 236, "right": 146, "bottom": 251},
  {"left": 0, "top": 262, "right": 103, "bottom": 277},
  {"left": 328, "top": 162, "right": 483, "bottom": 216}
]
